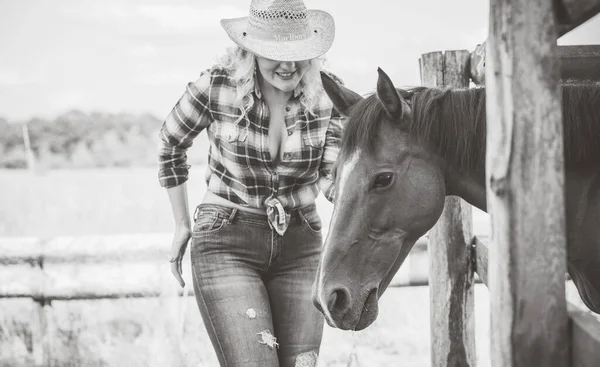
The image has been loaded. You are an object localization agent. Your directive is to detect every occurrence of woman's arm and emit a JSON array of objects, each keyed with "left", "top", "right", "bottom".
[
  {"left": 159, "top": 70, "right": 214, "bottom": 287},
  {"left": 167, "top": 183, "right": 192, "bottom": 288}
]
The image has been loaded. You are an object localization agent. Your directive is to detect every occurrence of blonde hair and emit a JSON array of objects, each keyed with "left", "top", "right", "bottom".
[{"left": 216, "top": 46, "right": 325, "bottom": 118}]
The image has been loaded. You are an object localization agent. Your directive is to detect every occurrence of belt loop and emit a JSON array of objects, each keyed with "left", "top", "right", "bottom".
[{"left": 227, "top": 208, "right": 238, "bottom": 224}]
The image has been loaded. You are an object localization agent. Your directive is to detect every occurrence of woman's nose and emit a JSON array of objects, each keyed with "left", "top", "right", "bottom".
[{"left": 280, "top": 61, "right": 295, "bottom": 70}]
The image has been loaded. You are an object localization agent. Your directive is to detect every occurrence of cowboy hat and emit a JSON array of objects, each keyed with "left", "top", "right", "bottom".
[{"left": 221, "top": 0, "right": 335, "bottom": 62}]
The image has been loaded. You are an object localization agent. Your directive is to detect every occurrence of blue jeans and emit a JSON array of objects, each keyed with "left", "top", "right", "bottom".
[{"left": 190, "top": 203, "right": 324, "bottom": 367}]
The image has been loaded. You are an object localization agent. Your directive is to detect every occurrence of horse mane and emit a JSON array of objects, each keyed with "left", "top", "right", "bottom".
[{"left": 341, "top": 81, "right": 600, "bottom": 171}]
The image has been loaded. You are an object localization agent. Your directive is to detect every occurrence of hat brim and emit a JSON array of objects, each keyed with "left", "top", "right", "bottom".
[{"left": 220, "top": 10, "right": 335, "bottom": 62}]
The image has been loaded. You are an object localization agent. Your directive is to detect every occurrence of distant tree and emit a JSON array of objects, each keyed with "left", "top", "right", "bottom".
[{"left": 0, "top": 111, "right": 207, "bottom": 169}]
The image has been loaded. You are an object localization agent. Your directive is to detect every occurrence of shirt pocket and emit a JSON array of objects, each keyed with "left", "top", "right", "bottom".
[
  {"left": 301, "top": 136, "right": 324, "bottom": 172},
  {"left": 213, "top": 117, "right": 250, "bottom": 170}
]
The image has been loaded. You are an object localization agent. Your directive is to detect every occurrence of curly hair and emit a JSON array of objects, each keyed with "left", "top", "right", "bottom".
[{"left": 216, "top": 46, "right": 325, "bottom": 118}]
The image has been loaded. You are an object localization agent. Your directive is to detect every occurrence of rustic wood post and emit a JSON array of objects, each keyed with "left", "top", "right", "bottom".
[
  {"left": 420, "top": 50, "right": 476, "bottom": 367},
  {"left": 486, "top": 0, "right": 568, "bottom": 366},
  {"left": 21, "top": 123, "right": 36, "bottom": 172},
  {"left": 31, "top": 299, "right": 52, "bottom": 366}
]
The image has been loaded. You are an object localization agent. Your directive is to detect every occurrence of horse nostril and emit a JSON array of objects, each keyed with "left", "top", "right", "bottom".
[{"left": 327, "top": 287, "right": 351, "bottom": 314}]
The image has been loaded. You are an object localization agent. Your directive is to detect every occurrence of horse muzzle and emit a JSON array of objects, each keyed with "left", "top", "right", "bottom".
[{"left": 312, "top": 284, "right": 379, "bottom": 330}]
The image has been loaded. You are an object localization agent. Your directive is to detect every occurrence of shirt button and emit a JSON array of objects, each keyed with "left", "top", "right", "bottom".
[
  {"left": 287, "top": 130, "right": 293, "bottom": 136},
  {"left": 285, "top": 107, "right": 290, "bottom": 112}
]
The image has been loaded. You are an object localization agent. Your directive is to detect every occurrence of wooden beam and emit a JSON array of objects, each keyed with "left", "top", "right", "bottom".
[
  {"left": 421, "top": 50, "right": 476, "bottom": 367},
  {"left": 568, "top": 303, "right": 600, "bottom": 367},
  {"left": 557, "top": 0, "right": 600, "bottom": 36},
  {"left": 558, "top": 45, "right": 600, "bottom": 81},
  {"left": 469, "top": 44, "right": 600, "bottom": 86},
  {"left": 487, "top": 0, "right": 568, "bottom": 366},
  {"left": 0, "top": 234, "right": 173, "bottom": 265},
  {"left": 473, "top": 236, "right": 489, "bottom": 287}
]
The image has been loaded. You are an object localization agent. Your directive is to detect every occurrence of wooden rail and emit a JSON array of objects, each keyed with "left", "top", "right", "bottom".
[
  {"left": 0, "top": 235, "right": 433, "bottom": 303},
  {"left": 473, "top": 237, "right": 600, "bottom": 367},
  {"left": 469, "top": 44, "right": 600, "bottom": 86},
  {"left": 556, "top": 0, "right": 600, "bottom": 36},
  {"left": 0, "top": 234, "right": 434, "bottom": 366}
]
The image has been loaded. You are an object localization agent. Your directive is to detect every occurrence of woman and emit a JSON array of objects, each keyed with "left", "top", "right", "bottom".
[{"left": 157, "top": 1, "right": 343, "bottom": 366}]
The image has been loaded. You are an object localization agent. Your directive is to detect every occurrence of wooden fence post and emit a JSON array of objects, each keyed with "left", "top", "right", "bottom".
[
  {"left": 486, "top": 0, "right": 568, "bottom": 366},
  {"left": 420, "top": 50, "right": 476, "bottom": 367},
  {"left": 31, "top": 299, "right": 52, "bottom": 366},
  {"left": 21, "top": 123, "right": 36, "bottom": 172}
]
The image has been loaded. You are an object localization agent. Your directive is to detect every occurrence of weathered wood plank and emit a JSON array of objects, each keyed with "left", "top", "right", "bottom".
[
  {"left": 31, "top": 300, "right": 53, "bottom": 367},
  {"left": 558, "top": 45, "right": 600, "bottom": 81},
  {"left": 0, "top": 237, "right": 43, "bottom": 265},
  {"left": 568, "top": 303, "right": 600, "bottom": 367},
  {"left": 421, "top": 50, "right": 477, "bottom": 367},
  {"left": 420, "top": 52, "right": 444, "bottom": 88},
  {"left": 469, "top": 44, "right": 600, "bottom": 86},
  {"left": 473, "top": 236, "right": 489, "bottom": 287},
  {"left": 487, "top": 0, "right": 568, "bottom": 366},
  {"left": 557, "top": 0, "right": 600, "bottom": 36},
  {"left": 0, "top": 235, "right": 433, "bottom": 299},
  {"left": 0, "top": 234, "right": 172, "bottom": 265}
]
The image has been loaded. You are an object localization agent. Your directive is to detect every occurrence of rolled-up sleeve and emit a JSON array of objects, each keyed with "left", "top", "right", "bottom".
[
  {"left": 318, "top": 108, "right": 344, "bottom": 202},
  {"left": 158, "top": 71, "right": 213, "bottom": 188}
]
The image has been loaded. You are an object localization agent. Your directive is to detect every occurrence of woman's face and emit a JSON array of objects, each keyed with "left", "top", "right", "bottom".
[{"left": 255, "top": 57, "right": 310, "bottom": 94}]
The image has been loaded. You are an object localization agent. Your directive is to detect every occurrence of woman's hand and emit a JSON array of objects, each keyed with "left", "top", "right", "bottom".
[{"left": 169, "top": 226, "right": 192, "bottom": 288}]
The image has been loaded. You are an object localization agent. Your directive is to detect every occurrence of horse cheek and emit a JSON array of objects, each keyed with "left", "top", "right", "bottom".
[{"left": 406, "top": 168, "right": 446, "bottom": 235}]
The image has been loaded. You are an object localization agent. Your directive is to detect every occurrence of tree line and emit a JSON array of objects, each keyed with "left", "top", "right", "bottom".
[{"left": 0, "top": 111, "right": 208, "bottom": 169}]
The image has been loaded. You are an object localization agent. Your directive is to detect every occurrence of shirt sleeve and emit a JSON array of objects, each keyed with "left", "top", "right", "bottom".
[
  {"left": 158, "top": 71, "right": 214, "bottom": 188},
  {"left": 318, "top": 107, "right": 344, "bottom": 203}
]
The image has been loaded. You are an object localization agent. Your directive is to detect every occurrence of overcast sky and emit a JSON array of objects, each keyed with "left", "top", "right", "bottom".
[{"left": 1, "top": 0, "right": 599, "bottom": 121}]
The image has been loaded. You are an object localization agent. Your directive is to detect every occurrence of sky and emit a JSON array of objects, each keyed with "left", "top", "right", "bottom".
[{"left": 0, "top": 0, "right": 599, "bottom": 122}]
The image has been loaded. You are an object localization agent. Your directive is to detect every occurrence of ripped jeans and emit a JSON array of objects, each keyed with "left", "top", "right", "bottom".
[{"left": 190, "top": 203, "right": 324, "bottom": 367}]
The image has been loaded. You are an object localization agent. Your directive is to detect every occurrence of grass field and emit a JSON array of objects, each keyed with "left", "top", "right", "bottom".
[{"left": 1, "top": 167, "right": 580, "bottom": 366}]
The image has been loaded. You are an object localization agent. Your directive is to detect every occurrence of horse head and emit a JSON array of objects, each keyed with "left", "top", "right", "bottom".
[{"left": 312, "top": 69, "right": 448, "bottom": 330}]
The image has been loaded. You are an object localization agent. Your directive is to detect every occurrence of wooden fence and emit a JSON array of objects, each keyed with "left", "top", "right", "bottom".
[
  {"left": 422, "top": 0, "right": 600, "bottom": 366},
  {"left": 0, "top": 233, "right": 435, "bottom": 366}
]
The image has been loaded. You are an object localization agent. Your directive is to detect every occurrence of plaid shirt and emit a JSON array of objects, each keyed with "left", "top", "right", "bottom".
[{"left": 158, "top": 66, "right": 343, "bottom": 234}]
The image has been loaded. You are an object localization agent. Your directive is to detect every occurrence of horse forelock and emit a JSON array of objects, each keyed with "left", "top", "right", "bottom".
[
  {"left": 340, "top": 81, "right": 600, "bottom": 172},
  {"left": 340, "top": 96, "right": 386, "bottom": 158}
]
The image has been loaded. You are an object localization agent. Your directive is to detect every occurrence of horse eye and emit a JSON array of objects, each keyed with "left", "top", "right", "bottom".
[{"left": 373, "top": 173, "right": 394, "bottom": 189}]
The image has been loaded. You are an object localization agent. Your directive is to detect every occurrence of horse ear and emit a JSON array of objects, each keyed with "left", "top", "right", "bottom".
[
  {"left": 376, "top": 67, "right": 409, "bottom": 120},
  {"left": 321, "top": 71, "right": 363, "bottom": 116}
]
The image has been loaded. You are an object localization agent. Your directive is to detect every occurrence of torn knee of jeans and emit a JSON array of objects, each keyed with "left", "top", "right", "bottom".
[
  {"left": 257, "top": 330, "right": 279, "bottom": 349},
  {"left": 295, "top": 351, "right": 318, "bottom": 367}
]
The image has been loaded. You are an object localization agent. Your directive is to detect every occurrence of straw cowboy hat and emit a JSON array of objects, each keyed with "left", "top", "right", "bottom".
[{"left": 221, "top": 0, "right": 335, "bottom": 62}]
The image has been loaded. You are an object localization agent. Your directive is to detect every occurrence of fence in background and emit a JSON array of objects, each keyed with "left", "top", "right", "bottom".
[
  {"left": 422, "top": 0, "right": 600, "bottom": 365},
  {"left": 0, "top": 233, "right": 435, "bottom": 366}
]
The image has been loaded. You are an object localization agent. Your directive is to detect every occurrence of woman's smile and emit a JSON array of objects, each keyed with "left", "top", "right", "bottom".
[{"left": 275, "top": 70, "right": 297, "bottom": 80}]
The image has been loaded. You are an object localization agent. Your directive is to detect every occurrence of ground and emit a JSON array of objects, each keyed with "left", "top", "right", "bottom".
[{"left": 0, "top": 167, "right": 588, "bottom": 366}]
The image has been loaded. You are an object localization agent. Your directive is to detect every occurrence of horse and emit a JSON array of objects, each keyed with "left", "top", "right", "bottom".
[{"left": 312, "top": 68, "right": 600, "bottom": 331}]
